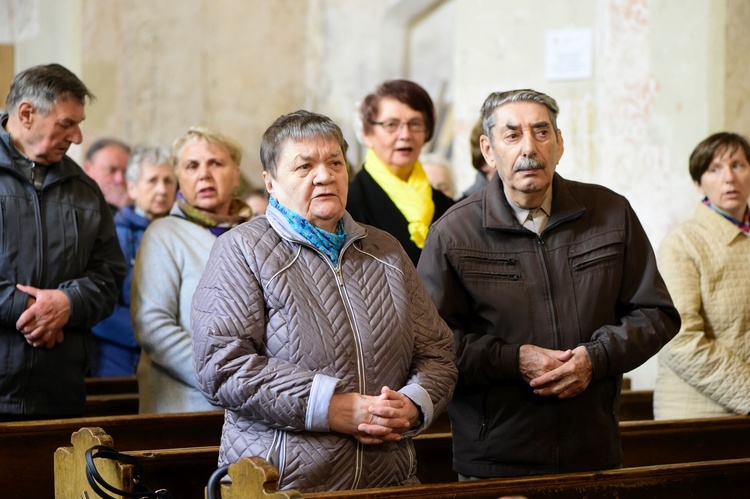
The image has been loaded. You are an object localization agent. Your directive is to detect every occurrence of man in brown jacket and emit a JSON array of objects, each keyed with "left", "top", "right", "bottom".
[{"left": 417, "top": 88, "right": 680, "bottom": 479}]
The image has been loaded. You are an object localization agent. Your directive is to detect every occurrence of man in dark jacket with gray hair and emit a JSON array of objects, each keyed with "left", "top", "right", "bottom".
[
  {"left": 418, "top": 88, "right": 680, "bottom": 478},
  {"left": 0, "top": 63, "right": 126, "bottom": 420}
]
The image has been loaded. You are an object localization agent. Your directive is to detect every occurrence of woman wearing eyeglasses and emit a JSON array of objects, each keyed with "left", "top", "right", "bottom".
[{"left": 347, "top": 79, "right": 454, "bottom": 266}]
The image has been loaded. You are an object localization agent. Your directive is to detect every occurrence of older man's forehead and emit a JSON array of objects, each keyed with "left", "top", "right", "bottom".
[
  {"left": 494, "top": 102, "right": 553, "bottom": 128},
  {"left": 502, "top": 120, "right": 552, "bottom": 131}
]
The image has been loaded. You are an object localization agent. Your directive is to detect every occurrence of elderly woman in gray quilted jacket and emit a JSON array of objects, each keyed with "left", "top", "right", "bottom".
[{"left": 191, "top": 110, "right": 457, "bottom": 493}]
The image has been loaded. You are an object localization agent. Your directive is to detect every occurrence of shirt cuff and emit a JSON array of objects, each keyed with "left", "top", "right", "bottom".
[
  {"left": 305, "top": 373, "right": 340, "bottom": 432},
  {"left": 398, "top": 383, "right": 434, "bottom": 436}
]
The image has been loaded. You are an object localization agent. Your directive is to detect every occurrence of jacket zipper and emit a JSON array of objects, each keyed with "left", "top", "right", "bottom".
[
  {"left": 270, "top": 225, "right": 367, "bottom": 489},
  {"left": 23, "top": 167, "right": 44, "bottom": 409},
  {"left": 330, "top": 249, "right": 365, "bottom": 489},
  {"left": 534, "top": 233, "right": 562, "bottom": 471}
]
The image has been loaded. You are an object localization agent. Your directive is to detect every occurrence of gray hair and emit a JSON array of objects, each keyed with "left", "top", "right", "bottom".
[
  {"left": 171, "top": 126, "right": 243, "bottom": 172},
  {"left": 126, "top": 144, "right": 172, "bottom": 184},
  {"left": 480, "top": 89, "right": 560, "bottom": 141},
  {"left": 5, "top": 63, "right": 94, "bottom": 115},
  {"left": 260, "top": 110, "right": 348, "bottom": 176}
]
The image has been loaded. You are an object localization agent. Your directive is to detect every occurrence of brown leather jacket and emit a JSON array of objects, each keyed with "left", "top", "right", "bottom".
[{"left": 418, "top": 173, "right": 680, "bottom": 478}]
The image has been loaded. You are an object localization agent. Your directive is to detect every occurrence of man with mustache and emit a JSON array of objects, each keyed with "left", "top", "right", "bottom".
[
  {"left": 417, "top": 89, "right": 680, "bottom": 478},
  {"left": 0, "top": 64, "right": 125, "bottom": 420}
]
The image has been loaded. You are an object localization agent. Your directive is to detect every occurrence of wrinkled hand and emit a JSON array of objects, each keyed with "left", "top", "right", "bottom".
[
  {"left": 16, "top": 285, "right": 69, "bottom": 348},
  {"left": 529, "top": 345, "right": 592, "bottom": 399},
  {"left": 328, "top": 389, "right": 411, "bottom": 445},
  {"left": 518, "top": 344, "right": 573, "bottom": 384}
]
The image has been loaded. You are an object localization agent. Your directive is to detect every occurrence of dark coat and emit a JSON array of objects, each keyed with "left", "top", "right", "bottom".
[
  {"left": 346, "top": 167, "right": 454, "bottom": 266},
  {"left": 0, "top": 126, "right": 126, "bottom": 415},
  {"left": 418, "top": 173, "right": 680, "bottom": 477}
]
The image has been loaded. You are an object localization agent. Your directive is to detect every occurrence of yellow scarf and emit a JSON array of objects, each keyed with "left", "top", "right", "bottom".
[{"left": 363, "top": 148, "right": 434, "bottom": 248}]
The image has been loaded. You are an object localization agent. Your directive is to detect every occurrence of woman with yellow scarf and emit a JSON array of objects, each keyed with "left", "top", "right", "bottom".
[{"left": 347, "top": 80, "right": 454, "bottom": 266}]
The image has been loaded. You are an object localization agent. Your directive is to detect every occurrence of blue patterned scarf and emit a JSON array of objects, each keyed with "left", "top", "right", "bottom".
[
  {"left": 703, "top": 197, "right": 750, "bottom": 234},
  {"left": 270, "top": 196, "right": 348, "bottom": 266}
]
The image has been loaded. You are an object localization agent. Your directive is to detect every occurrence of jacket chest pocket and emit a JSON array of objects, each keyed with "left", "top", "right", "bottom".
[
  {"left": 454, "top": 251, "right": 532, "bottom": 332},
  {"left": 567, "top": 232, "right": 624, "bottom": 310},
  {"left": 458, "top": 254, "right": 523, "bottom": 283},
  {"left": 568, "top": 232, "right": 624, "bottom": 275},
  {"left": 55, "top": 206, "right": 83, "bottom": 265}
]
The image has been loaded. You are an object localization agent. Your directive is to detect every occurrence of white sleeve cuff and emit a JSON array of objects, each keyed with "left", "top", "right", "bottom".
[
  {"left": 305, "top": 373, "right": 340, "bottom": 432},
  {"left": 398, "top": 383, "right": 434, "bottom": 435}
]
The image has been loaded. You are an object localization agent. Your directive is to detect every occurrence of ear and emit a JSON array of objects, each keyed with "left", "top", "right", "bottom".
[
  {"left": 16, "top": 101, "right": 35, "bottom": 128},
  {"left": 262, "top": 171, "right": 275, "bottom": 196},
  {"left": 479, "top": 134, "right": 496, "bottom": 169},
  {"left": 555, "top": 128, "right": 565, "bottom": 163},
  {"left": 694, "top": 180, "right": 704, "bottom": 196}
]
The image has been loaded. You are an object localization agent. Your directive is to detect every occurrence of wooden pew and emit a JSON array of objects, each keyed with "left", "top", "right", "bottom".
[
  {"left": 618, "top": 389, "right": 653, "bottom": 420},
  {"left": 56, "top": 427, "right": 299, "bottom": 499},
  {"left": 55, "top": 428, "right": 750, "bottom": 499},
  {"left": 84, "top": 393, "right": 140, "bottom": 417},
  {"left": 0, "top": 411, "right": 223, "bottom": 498},
  {"left": 54, "top": 416, "right": 750, "bottom": 498},
  {"left": 84, "top": 376, "right": 140, "bottom": 417},
  {"left": 412, "top": 415, "right": 750, "bottom": 484},
  {"left": 620, "top": 416, "right": 750, "bottom": 467},
  {"left": 84, "top": 376, "right": 138, "bottom": 395},
  {"left": 3, "top": 389, "right": 656, "bottom": 497},
  {"left": 302, "top": 458, "right": 750, "bottom": 498}
]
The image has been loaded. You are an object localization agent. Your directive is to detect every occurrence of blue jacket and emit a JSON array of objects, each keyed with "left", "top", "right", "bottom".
[{"left": 92, "top": 205, "right": 149, "bottom": 349}]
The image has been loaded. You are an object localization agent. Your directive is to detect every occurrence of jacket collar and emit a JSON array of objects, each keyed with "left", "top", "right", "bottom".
[
  {"left": 694, "top": 202, "right": 748, "bottom": 246},
  {"left": 483, "top": 173, "right": 585, "bottom": 232},
  {"left": 0, "top": 114, "right": 82, "bottom": 185},
  {"left": 265, "top": 203, "right": 367, "bottom": 248},
  {"left": 115, "top": 204, "right": 151, "bottom": 230}
]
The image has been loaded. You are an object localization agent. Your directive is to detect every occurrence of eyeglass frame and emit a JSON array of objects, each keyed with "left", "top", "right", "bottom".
[{"left": 369, "top": 119, "right": 427, "bottom": 134}]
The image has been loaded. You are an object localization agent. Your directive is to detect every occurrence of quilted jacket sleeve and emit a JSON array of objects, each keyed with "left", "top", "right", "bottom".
[
  {"left": 192, "top": 230, "right": 333, "bottom": 432},
  {"left": 398, "top": 258, "right": 457, "bottom": 432}
]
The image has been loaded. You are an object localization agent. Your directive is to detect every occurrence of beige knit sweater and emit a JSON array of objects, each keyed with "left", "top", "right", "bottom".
[{"left": 654, "top": 203, "right": 750, "bottom": 419}]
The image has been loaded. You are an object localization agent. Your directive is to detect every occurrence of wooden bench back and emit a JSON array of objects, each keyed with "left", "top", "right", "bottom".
[{"left": 54, "top": 427, "right": 750, "bottom": 499}]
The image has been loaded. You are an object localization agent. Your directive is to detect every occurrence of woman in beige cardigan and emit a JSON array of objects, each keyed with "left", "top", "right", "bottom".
[{"left": 654, "top": 132, "right": 750, "bottom": 419}]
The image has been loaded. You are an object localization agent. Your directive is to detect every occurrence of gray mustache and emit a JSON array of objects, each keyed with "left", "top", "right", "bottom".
[{"left": 514, "top": 157, "right": 546, "bottom": 172}]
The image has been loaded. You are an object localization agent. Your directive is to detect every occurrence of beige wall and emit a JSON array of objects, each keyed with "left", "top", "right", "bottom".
[
  {"left": 726, "top": 0, "right": 750, "bottom": 134},
  {"left": 9, "top": 0, "right": 750, "bottom": 388},
  {"left": 80, "top": 0, "right": 311, "bottom": 187}
]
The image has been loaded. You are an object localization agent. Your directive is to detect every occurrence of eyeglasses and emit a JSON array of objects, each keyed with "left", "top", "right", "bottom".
[{"left": 370, "top": 119, "right": 426, "bottom": 134}]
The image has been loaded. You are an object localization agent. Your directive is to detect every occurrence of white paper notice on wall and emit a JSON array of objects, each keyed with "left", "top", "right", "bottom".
[{"left": 544, "top": 28, "right": 593, "bottom": 81}]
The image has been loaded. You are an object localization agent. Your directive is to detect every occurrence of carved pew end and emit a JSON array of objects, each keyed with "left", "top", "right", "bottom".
[
  {"left": 54, "top": 427, "right": 136, "bottom": 499},
  {"left": 214, "top": 456, "right": 303, "bottom": 499}
]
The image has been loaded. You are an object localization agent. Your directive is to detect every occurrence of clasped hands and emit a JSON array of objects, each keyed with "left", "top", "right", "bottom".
[
  {"left": 519, "top": 344, "right": 593, "bottom": 399},
  {"left": 328, "top": 386, "right": 420, "bottom": 445},
  {"left": 15, "top": 284, "right": 70, "bottom": 348}
]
